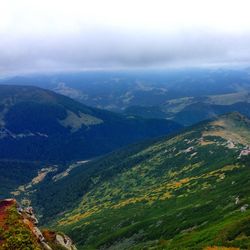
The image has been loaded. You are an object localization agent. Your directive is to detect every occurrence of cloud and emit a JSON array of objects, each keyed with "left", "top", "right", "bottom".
[{"left": 1, "top": 0, "right": 250, "bottom": 74}]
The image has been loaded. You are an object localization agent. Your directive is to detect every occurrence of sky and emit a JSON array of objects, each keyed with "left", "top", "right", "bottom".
[{"left": 1, "top": 0, "right": 250, "bottom": 74}]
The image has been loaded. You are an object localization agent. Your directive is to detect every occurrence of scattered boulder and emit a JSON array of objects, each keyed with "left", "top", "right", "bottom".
[
  {"left": 240, "top": 204, "right": 248, "bottom": 212},
  {"left": 43, "top": 230, "right": 77, "bottom": 250},
  {"left": 235, "top": 196, "right": 240, "bottom": 205}
]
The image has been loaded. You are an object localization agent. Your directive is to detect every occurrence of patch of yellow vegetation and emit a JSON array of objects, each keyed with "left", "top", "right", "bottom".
[
  {"left": 59, "top": 207, "right": 99, "bottom": 225},
  {"left": 160, "top": 164, "right": 240, "bottom": 195},
  {"left": 112, "top": 190, "right": 173, "bottom": 208},
  {"left": 112, "top": 197, "right": 147, "bottom": 209},
  {"left": 200, "top": 140, "right": 215, "bottom": 146},
  {"left": 159, "top": 192, "right": 172, "bottom": 200},
  {"left": 167, "top": 170, "right": 179, "bottom": 178},
  {"left": 221, "top": 165, "right": 241, "bottom": 171},
  {"left": 201, "top": 182, "right": 212, "bottom": 190},
  {"left": 167, "top": 177, "right": 192, "bottom": 189},
  {"left": 201, "top": 165, "right": 240, "bottom": 180},
  {"left": 165, "top": 163, "right": 202, "bottom": 182}
]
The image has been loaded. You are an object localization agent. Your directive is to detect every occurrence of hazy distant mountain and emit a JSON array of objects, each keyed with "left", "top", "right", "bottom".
[
  {"left": 125, "top": 91, "right": 250, "bottom": 125},
  {"left": 0, "top": 85, "right": 182, "bottom": 163},
  {"left": 2, "top": 68, "right": 250, "bottom": 112},
  {"left": 2, "top": 68, "right": 250, "bottom": 127}
]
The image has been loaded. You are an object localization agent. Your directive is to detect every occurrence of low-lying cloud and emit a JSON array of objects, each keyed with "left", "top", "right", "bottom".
[{"left": 1, "top": 0, "right": 250, "bottom": 74}]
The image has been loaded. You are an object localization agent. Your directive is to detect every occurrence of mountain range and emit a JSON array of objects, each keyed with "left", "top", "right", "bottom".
[
  {"left": 0, "top": 83, "right": 250, "bottom": 249},
  {"left": 125, "top": 91, "right": 250, "bottom": 125},
  {"left": 2, "top": 68, "right": 250, "bottom": 126},
  {"left": 0, "top": 85, "right": 181, "bottom": 163}
]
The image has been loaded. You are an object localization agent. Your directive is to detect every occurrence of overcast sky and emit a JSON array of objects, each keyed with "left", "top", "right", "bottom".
[{"left": 1, "top": 0, "right": 250, "bottom": 74}]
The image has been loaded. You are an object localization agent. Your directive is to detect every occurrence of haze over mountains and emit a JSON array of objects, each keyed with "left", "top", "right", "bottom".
[
  {"left": 2, "top": 0, "right": 250, "bottom": 249},
  {"left": 2, "top": 68, "right": 250, "bottom": 126},
  {"left": 2, "top": 68, "right": 250, "bottom": 109}
]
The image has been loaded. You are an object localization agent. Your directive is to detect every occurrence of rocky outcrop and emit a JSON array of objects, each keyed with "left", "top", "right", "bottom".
[
  {"left": 42, "top": 229, "right": 77, "bottom": 250},
  {"left": 0, "top": 199, "right": 77, "bottom": 250}
]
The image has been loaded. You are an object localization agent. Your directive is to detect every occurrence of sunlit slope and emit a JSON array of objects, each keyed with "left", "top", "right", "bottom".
[{"left": 39, "top": 112, "right": 250, "bottom": 249}]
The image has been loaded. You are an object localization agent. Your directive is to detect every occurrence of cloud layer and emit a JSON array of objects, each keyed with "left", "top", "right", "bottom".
[{"left": 1, "top": 0, "right": 250, "bottom": 74}]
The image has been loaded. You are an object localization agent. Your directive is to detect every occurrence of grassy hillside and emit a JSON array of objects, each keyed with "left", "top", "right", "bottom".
[{"left": 27, "top": 112, "right": 250, "bottom": 249}]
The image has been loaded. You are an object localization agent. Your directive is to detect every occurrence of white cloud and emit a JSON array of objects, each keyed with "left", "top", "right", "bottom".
[{"left": 1, "top": 0, "right": 250, "bottom": 73}]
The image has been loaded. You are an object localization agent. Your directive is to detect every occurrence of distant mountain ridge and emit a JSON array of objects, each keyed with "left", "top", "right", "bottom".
[
  {"left": 2, "top": 69, "right": 250, "bottom": 126},
  {"left": 2, "top": 68, "right": 250, "bottom": 112},
  {"left": 0, "top": 85, "right": 182, "bottom": 163},
  {"left": 125, "top": 91, "right": 250, "bottom": 125}
]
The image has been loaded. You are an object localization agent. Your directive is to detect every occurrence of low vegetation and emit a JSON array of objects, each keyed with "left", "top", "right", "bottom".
[{"left": 25, "top": 113, "right": 250, "bottom": 249}]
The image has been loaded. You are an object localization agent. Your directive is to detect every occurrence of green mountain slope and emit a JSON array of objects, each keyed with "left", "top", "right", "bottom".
[{"left": 31, "top": 113, "right": 250, "bottom": 249}]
